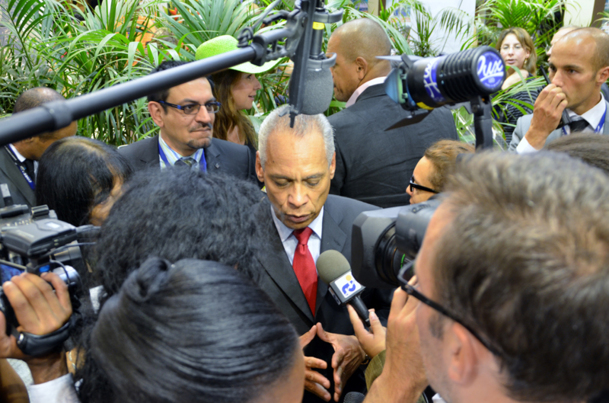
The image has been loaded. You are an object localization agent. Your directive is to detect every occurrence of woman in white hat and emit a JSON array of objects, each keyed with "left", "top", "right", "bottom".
[{"left": 196, "top": 35, "right": 281, "bottom": 156}]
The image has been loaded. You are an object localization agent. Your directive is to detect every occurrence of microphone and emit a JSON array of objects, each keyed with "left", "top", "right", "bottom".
[
  {"left": 288, "top": 1, "right": 342, "bottom": 118},
  {"left": 317, "top": 250, "right": 370, "bottom": 327},
  {"left": 343, "top": 392, "right": 366, "bottom": 403},
  {"left": 384, "top": 46, "right": 505, "bottom": 111}
]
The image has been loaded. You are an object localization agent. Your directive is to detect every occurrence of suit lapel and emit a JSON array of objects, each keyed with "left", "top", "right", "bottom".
[
  {"left": 205, "top": 138, "right": 221, "bottom": 172},
  {"left": 317, "top": 198, "right": 347, "bottom": 315},
  {"left": 143, "top": 135, "right": 162, "bottom": 169},
  {"left": 0, "top": 148, "right": 35, "bottom": 205},
  {"left": 256, "top": 200, "right": 316, "bottom": 323}
]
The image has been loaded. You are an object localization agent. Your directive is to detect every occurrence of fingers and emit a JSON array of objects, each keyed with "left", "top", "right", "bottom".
[
  {"left": 305, "top": 378, "right": 331, "bottom": 402},
  {"left": 3, "top": 273, "right": 70, "bottom": 335},
  {"left": 305, "top": 355, "right": 327, "bottom": 370},
  {"left": 40, "top": 273, "right": 71, "bottom": 315},
  {"left": 316, "top": 322, "right": 333, "bottom": 344},
  {"left": 300, "top": 325, "right": 317, "bottom": 348},
  {"left": 389, "top": 287, "right": 408, "bottom": 322},
  {"left": 347, "top": 305, "right": 369, "bottom": 343},
  {"left": 368, "top": 310, "right": 384, "bottom": 335}
]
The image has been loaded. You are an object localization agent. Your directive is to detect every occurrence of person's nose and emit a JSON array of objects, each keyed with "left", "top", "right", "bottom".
[
  {"left": 551, "top": 70, "right": 563, "bottom": 87},
  {"left": 194, "top": 104, "right": 212, "bottom": 124},
  {"left": 287, "top": 184, "right": 307, "bottom": 208},
  {"left": 253, "top": 76, "right": 262, "bottom": 91},
  {"left": 406, "top": 183, "right": 413, "bottom": 196}
]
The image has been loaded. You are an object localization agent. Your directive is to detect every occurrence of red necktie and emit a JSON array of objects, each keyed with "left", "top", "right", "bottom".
[{"left": 292, "top": 227, "right": 318, "bottom": 315}]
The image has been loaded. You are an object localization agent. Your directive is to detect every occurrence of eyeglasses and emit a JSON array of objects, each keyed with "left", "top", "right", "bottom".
[
  {"left": 158, "top": 100, "right": 221, "bottom": 115},
  {"left": 398, "top": 261, "right": 501, "bottom": 356},
  {"left": 409, "top": 176, "right": 438, "bottom": 194}
]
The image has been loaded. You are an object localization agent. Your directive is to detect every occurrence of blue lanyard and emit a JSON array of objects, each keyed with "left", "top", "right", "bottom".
[
  {"left": 157, "top": 143, "right": 207, "bottom": 172},
  {"left": 562, "top": 104, "right": 606, "bottom": 136},
  {"left": 4, "top": 147, "right": 34, "bottom": 190}
]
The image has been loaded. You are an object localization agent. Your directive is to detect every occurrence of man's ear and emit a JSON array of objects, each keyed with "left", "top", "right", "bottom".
[
  {"left": 255, "top": 151, "right": 265, "bottom": 183},
  {"left": 148, "top": 102, "right": 165, "bottom": 128},
  {"left": 354, "top": 56, "right": 368, "bottom": 80},
  {"left": 329, "top": 152, "right": 336, "bottom": 180},
  {"left": 445, "top": 322, "right": 479, "bottom": 387},
  {"left": 597, "top": 66, "right": 609, "bottom": 85}
]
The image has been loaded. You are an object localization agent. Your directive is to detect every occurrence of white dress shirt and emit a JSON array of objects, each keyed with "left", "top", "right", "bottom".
[
  {"left": 9, "top": 144, "right": 38, "bottom": 173},
  {"left": 345, "top": 77, "right": 387, "bottom": 108},
  {"left": 271, "top": 205, "right": 324, "bottom": 269},
  {"left": 517, "top": 93, "right": 606, "bottom": 154}
]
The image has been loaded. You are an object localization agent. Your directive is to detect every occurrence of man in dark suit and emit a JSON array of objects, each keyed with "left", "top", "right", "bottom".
[
  {"left": 510, "top": 28, "right": 609, "bottom": 152},
  {"left": 119, "top": 61, "right": 256, "bottom": 183},
  {"left": 326, "top": 19, "right": 459, "bottom": 209},
  {"left": 254, "top": 106, "right": 390, "bottom": 403},
  {"left": 0, "top": 88, "right": 77, "bottom": 207}
]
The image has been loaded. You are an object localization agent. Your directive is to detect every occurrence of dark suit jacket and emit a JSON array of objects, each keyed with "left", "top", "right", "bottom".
[
  {"left": 254, "top": 194, "right": 391, "bottom": 403},
  {"left": 118, "top": 135, "right": 257, "bottom": 183},
  {"left": 328, "top": 84, "right": 459, "bottom": 208},
  {"left": 0, "top": 147, "right": 35, "bottom": 208}
]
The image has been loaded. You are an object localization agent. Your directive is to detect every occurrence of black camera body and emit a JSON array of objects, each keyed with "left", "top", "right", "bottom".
[
  {"left": 0, "top": 202, "right": 87, "bottom": 337},
  {"left": 351, "top": 198, "right": 441, "bottom": 289}
]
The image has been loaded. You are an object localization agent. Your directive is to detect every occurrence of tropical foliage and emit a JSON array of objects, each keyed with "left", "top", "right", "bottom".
[{"left": 0, "top": 0, "right": 577, "bottom": 146}]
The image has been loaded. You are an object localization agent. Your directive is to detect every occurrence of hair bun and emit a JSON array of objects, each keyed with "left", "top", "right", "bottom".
[{"left": 126, "top": 257, "right": 173, "bottom": 302}]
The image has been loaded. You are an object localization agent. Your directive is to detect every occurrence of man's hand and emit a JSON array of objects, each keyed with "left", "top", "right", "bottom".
[
  {"left": 366, "top": 284, "right": 427, "bottom": 403},
  {"left": 525, "top": 84, "right": 568, "bottom": 149},
  {"left": 316, "top": 323, "right": 366, "bottom": 402},
  {"left": 300, "top": 324, "right": 331, "bottom": 402},
  {"left": 347, "top": 306, "right": 386, "bottom": 359},
  {"left": 0, "top": 272, "right": 72, "bottom": 384}
]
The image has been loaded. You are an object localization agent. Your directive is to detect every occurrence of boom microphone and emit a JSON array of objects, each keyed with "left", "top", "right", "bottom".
[
  {"left": 384, "top": 46, "right": 505, "bottom": 111},
  {"left": 317, "top": 250, "right": 370, "bottom": 327},
  {"left": 288, "top": 1, "right": 342, "bottom": 118}
]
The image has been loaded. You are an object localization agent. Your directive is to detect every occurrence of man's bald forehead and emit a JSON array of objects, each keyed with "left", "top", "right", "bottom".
[
  {"left": 559, "top": 27, "right": 609, "bottom": 70},
  {"left": 331, "top": 19, "right": 391, "bottom": 63}
]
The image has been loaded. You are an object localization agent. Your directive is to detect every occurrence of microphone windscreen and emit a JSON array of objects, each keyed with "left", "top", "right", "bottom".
[
  {"left": 343, "top": 392, "right": 366, "bottom": 403},
  {"left": 317, "top": 250, "right": 350, "bottom": 285},
  {"left": 299, "top": 66, "right": 334, "bottom": 115}
]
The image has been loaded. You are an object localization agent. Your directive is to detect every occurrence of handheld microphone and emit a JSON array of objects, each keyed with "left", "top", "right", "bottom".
[
  {"left": 343, "top": 392, "right": 366, "bottom": 403},
  {"left": 317, "top": 250, "right": 370, "bottom": 327},
  {"left": 288, "top": 1, "right": 342, "bottom": 120}
]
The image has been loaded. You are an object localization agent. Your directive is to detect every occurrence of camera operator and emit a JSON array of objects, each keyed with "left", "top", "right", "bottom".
[
  {"left": 0, "top": 272, "right": 75, "bottom": 401},
  {"left": 361, "top": 151, "right": 609, "bottom": 403}
]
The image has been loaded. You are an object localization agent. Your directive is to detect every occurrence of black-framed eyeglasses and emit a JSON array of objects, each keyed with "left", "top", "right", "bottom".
[
  {"left": 158, "top": 100, "right": 221, "bottom": 115},
  {"left": 398, "top": 261, "right": 501, "bottom": 356},
  {"left": 409, "top": 176, "right": 438, "bottom": 194}
]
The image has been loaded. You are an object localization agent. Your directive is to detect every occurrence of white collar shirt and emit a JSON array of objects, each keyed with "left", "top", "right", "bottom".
[{"left": 271, "top": 205, "right": 324, "bottom": 269}]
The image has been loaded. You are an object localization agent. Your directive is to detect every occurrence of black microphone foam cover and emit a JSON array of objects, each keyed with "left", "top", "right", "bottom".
[
  {"left": 343, "top": 392, "right": 366, "bottom": 403},
  {"left": 317, "top": 250, "right": 350, "bottom": 285},
  {"left": 299, "top": 66, "right": 334, "bottom": 115}
]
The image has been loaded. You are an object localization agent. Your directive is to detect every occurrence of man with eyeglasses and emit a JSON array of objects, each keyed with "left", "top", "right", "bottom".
[
  {"left": 119, "top": 60, "right": 256, "bottom": 183},
  {"left": 360, "top": 151, "right": 609, "bottom": 403}
]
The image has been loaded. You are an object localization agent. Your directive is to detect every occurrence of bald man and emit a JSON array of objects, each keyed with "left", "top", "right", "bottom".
[
  {"left": 1, "top": 88, "right": 77, "bottom": 207},
  {"left": 547, "top": 26, "right": 609, "bottom": 100},
  {"left": 326, "top": 19, "right": 458, "bottom": 208},
  {"left": 510, "top": 27, "right": 609, "bottom": 153}
]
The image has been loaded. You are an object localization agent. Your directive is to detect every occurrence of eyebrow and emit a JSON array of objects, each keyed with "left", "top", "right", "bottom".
[
  {"left": 176, "top": 97, "right": 217, "bottom": 104},
  {"left": 269, "top": 173, "right": 324, "bottom": 181}
]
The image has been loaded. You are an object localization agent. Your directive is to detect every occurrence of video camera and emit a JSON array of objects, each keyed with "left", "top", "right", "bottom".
[
  {"left": 351, "top": 198, "right": 440, "bottom": 289},
  {"left": 0, "top": 185, "right": 97, "bottom": 355}
]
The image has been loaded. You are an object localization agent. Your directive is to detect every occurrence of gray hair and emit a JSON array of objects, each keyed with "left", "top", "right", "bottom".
[
  {"left": 433, "top": 151, "right": 609, "bottom": 402},
  {"left": 258, "top": 105, "right": 335, "bottom": 168}
]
